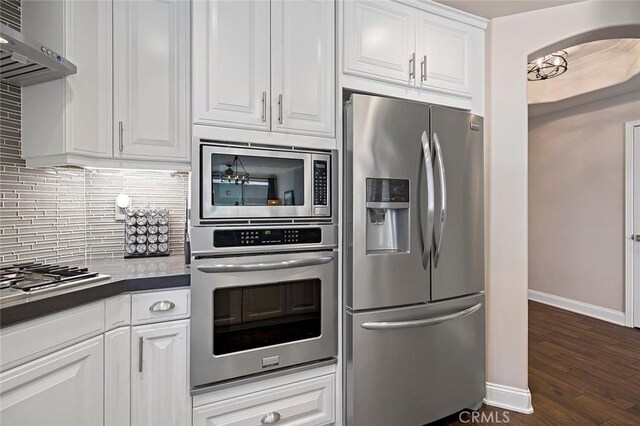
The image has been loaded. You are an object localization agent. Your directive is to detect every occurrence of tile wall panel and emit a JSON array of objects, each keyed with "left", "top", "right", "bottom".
[{"left": 0, "top": 0, "right": 188, "bottom": 265}]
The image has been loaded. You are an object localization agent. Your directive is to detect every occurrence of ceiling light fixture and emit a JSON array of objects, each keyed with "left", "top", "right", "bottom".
[
  {"left": 221, "top": 155, "right": 250, "bottom": 185},
  {"left": 0, "top": 37, "right": 9, "bottom": 44},
  {"left": 527, "top": 50, "right": 568, "bottom": 81}
]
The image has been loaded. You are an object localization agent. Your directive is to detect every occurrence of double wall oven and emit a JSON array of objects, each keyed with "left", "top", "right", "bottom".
[{"left": 191, "top": 139, "right": 338, "bottom": 389}]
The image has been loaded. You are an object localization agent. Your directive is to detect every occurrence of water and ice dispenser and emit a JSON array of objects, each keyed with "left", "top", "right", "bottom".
[{"left": 365, "top": 178, "right": 410, "bottom": 254}]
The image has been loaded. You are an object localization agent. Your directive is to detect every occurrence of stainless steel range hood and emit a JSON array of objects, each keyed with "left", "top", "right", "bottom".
[{"left": 0, "top": 23, "right": 77, "bottom": 87}]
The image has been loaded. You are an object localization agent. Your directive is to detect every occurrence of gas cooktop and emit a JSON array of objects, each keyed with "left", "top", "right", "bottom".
[{"left": 0, "top": 262, "right": 111, "bottom": 304}]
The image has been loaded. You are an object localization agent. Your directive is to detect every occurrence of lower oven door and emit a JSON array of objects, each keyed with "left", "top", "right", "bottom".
[{"left": 191, "top": 251, "right": 338, "bottom": 387}]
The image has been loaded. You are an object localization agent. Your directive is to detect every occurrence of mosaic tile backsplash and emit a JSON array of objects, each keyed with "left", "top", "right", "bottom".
[{"left": 0, "top": 0, "right": 188, "bottom": 265}]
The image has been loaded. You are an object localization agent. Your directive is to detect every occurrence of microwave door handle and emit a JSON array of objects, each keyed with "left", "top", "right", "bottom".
[
  {"left": 196, "top": 256, "right": 334, "bottom": 273},
  {"left": 420, "top": 131, "right": 435, "bottom": 270},
  {"left": 361, "top": 303, "right": 482, "bottom": 330},
  {"left": 433, "top": 132, "right": 447, "bottom": 268}
]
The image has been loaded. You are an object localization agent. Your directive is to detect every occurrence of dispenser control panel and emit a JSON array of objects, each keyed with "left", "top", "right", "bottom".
[
  {"left": 366, "top": 178, "right": 410, "bottom": 202},
  {"left": 313, "top": 160, "right": 328, "bottom": 206},
  {"left": 214, "top": 228, "right": 322, "bottom": 247}
]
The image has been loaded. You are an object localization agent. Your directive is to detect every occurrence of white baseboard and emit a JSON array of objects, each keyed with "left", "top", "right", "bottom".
[
  {"left": 528, "top": 290, "right": 625, "bottom": 326},
  {"left": 484, "top": 382, "right": 534, "bottom": 414}
]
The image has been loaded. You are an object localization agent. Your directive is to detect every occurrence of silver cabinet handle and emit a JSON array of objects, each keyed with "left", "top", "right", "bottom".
[
  {"left": 118, "top": 121, "right": 123, "bottom": 152},
  {"left": 138, "top": 336, "right": 143, "bottom": 372},
  {"left": 261, "top": 412, "right": 281, "bottom": 424},
  {"left": 420, "top": 131, "right": 435, "bottom": 270},
  {"left": 409, "top": 53, "right": 416, "bottom": 80},
  {"left": 197, "top": 256, "right": 334, "bottom": 273},
  {"left": 433, "top": 132, "right": 447, "bottom": 268},
  {"left": 149, "top": 300, "right": 176, "bottom": 312},
  {"left": 361, "top": 303, "right": 482, "bottom": 330},
  {"left": 421, "top": 55, "right": 427, "bottom": 82},
  {"left": 261, "top": 91, "right": 267, "bottom": 122},
  {"left": 277, "top": 94, "right": 283, "bottom": 124}
]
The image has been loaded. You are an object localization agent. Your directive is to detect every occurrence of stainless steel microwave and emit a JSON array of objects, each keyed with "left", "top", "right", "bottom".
[{"left": 195, "top": 141, "right": 335, "bottom": 223}]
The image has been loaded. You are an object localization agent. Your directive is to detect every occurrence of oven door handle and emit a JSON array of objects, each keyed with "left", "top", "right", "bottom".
[{"left": 196, "top": 256, "right": 334, "bottom": 273}]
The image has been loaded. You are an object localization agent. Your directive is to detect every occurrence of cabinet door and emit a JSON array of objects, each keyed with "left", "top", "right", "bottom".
[
  {"left": 131, "top": 320, "right": 190, "bottom": 426},
  {"left": 192, "top": 0, "right": 270, "bottom": 131},
  {"left": 105, "top": 327, "right": 131, "bottom": 426},
  {"left": 0, "top": 336, "right": 104, "bottom": 426},
  {"left": 113, "top": 0, "right": 190, "bottom": 161},
  {"left": 416, "top": 13, "right": 472, "bottom": 95},
  {"left": 65, "top": 0, "right": 113, "bottom": 158},
  {"left": 343, "top": 0, "right": 416, "bottom": 86},
  {"left": 271, "top": 0, "right": 335, "bottom": 137}
]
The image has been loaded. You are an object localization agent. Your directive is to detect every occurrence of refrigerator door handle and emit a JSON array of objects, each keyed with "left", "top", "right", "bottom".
[
  {"left": 433, "top": 132, "right": 447, "bottom": 268},
  {"left": 420, "top": 131, "right": 435, "bottom": 270},
  {"left": 361, "top": 303, "right": 482, "bottom": 330}
]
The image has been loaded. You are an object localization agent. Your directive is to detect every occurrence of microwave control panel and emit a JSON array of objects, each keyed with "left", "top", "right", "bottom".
[
  {"left": 313, "top": 160, "right": 328, "bottom": 206},
  {"left": 214, "top": 228, "right": 322, "bottom": 247}
]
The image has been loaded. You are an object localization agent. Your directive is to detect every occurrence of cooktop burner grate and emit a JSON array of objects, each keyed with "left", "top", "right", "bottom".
[{"left": 0, "top": 262, "right": 100, "bottom": 292}]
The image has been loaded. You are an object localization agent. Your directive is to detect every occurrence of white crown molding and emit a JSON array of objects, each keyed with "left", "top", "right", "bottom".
[
  {"left": 569, "top": 39, "right": 640, "bottom": 72},
  {"left": 484, "top": 382, "right": 534, "bottom": 414},
  {"left": 528, "top": 290, "right": 626, "bottom": 326}
]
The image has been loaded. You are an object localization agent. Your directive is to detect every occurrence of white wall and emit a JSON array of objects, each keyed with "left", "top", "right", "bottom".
[
  {"left": 485, "top": 0, "right": 640, "bottom": 412},
  {"left": 529, "top": 91, "right": 640, "bottom": 312}
]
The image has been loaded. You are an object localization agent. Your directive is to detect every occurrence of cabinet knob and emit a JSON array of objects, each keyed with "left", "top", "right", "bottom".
[
  {"left": 261, "top": 412, "right": 281, "bottom": 424},
  {"left": 149, "top": 300, "right": 175, "bottom": 312}
]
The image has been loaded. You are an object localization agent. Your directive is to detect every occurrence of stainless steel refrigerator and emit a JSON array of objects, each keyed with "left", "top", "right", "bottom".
[{"left": 344, "top": 94, "right": 485, "bottom": 425}]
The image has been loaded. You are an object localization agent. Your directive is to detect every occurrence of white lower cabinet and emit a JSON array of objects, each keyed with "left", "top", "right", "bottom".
[
  {"left": 0, "top": 336, "right": 104, "bottom": 426},
  {"left": 193, "top": 374, "right": 335, "bottom": 426},
  {"left": 105, "top": 327, "right": 131, "bottom": 426},
  {"left": 131, "top": 319, "right": 190, "bottom": 426}
]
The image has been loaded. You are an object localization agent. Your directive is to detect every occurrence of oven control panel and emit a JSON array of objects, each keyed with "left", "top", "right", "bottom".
[{"left": 214, "top": 228, "right": 322, "bottom": 247}]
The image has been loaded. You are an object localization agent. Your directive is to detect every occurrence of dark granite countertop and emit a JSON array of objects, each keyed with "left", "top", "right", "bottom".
[{"left": 0, "top": 255, "right": 190, "bottom": 328}]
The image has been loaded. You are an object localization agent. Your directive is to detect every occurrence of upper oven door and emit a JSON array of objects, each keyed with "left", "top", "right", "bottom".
[{"left": 200, "top": 144, "right": 329, "bottom": 221}]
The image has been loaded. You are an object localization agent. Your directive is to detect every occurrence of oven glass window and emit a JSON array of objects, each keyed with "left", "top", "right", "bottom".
[
  {"left": 211, "top": 154, "right": 305, "bottom": 206},
  {"left": 213, "top": 279, "right": 321, "bottom": 355}
]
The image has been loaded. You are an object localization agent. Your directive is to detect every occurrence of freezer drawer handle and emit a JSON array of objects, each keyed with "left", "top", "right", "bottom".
[
  {"left": 360, "top": 303, "right": 482, "bottom": 330},
  {"left": 196, "top": 256, "right": 334, "bottom": 273}
]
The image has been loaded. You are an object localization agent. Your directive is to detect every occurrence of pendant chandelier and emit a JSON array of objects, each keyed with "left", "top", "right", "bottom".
[
  {"left": 527, "top": 50, "right": 568, "bottom": 81},
  {"left": 223, "top": 155, "right": 250, "bottom": 185}
]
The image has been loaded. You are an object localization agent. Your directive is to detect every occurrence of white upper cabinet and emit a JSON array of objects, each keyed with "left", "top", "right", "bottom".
[
  {"left": 193, "top": 0, "right": 335, "bottom": 140},
  {"left": 0, "top": 336, "right": 104, "bottom": 426},
  {"left": 131, "top": 320, "right": 190, "bottom": 426},
  {"left": 65, "top": 0, "right": 113, "bottom": 158},
  {"left": 342, "top": 0, "right": 485, "bottom": 110},
  {"left": 416, "top": 12, "right": 472, "bottom": 95},
  {"left": 192, "top": 0, "right": 270, "bottom": 131},
  {"left": 271, "top": 0, "right": 335, "bottom": 137},
  {"left": 114, "top": 0, "right": 190, "bottom": 161},
  {"left": 343, "top": 0, "right": 416, "bottom": 86},
  {"left": 22, "top": 0, "right": 112, "bottom": 161},
  {"left": 21, "top": 0, "right": 190, "bottom": 170}
]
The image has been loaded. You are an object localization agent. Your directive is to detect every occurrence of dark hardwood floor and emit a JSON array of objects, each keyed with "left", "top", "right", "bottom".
[{"left": 433, "top": 301, "right": 640, "bottom": 425}]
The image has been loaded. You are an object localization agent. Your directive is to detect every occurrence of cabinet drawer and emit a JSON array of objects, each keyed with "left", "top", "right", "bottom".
[
  {"left": 131, "top": 288, "right": 190, "bottom": 325},
  {"left": 193, "top": 374, "right": 335, "bottom": 426},
  {"left": 0, "top": 301, "right": 105, "bottom": 372}
]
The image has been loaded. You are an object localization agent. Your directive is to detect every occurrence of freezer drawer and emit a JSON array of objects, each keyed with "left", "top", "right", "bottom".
[{"left": 346, "top": 293, "right": 485, "bottom": 426}]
